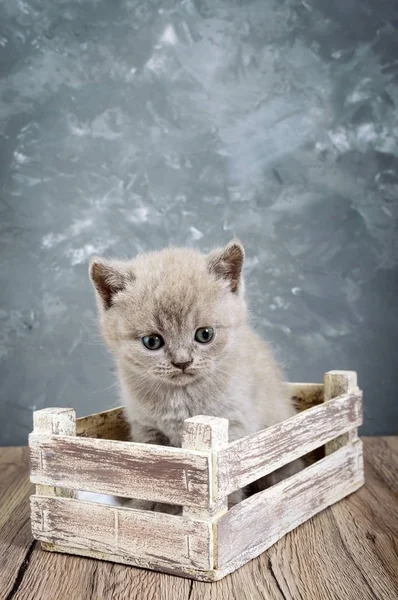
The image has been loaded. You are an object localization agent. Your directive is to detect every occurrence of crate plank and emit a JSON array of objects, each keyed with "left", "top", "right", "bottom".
[
  {"left": 30, "top": 496, "right": 212, "bottom": 572},
  {"left": 76, "top": 406, "right": 130, "bottom": 441},
  {"left": 217, "top": 440, "right": 364, "bottom": 573},
  {"left": 218, "top": 391, "right": 362, "bottom": 495},
  {"left": 29, "top": 435, "right": 211, "bottom": 507},
  {"left": 38, "top": 543, "right": 221, "bottom": 582}
]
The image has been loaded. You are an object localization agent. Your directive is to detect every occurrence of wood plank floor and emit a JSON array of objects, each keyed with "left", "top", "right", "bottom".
[{"left": 1, "top": 438, "right": 397, "bottom": 600}]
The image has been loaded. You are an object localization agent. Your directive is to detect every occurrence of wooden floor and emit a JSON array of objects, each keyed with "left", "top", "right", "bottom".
[{"left": 1, "top": 438, "right": 397, "bottom": 600}]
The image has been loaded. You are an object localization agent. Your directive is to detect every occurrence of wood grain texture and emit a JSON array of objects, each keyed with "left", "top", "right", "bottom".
[
  {"left": 30, "top": 495, "right": 212, "bottom": 572},
  {"left": 9, "top": 536, "right": 192, "bottom": 600},
  {"left": 182, "top": 416, "right": 229, "bottom": 454},
  {"left": 76, "top": 406, "right": 130, "bottom": 441},
  {"left": 2, "top": 439, "right": 397, "bottom": 600},
  {"left": 29, "top": 434, "right": 211, "bottom": 507},
  {"left": 324, "top": 371, "right": 360, "bottom": 453},
  {"left": 37, "top": 543, "right": 219, "bottom": 583},
  {"left": 0, "top": 448, "right": 34, "bottom": 600},
  {"left": 288, "top": 382, "right": 324, "bottom": 412},
  {"left": 217, "top": 440, "right": 364, "bottom": 572},
  {"left": 218, "top": 391, "right": 362, "bottom": 495},
  {"left": 182, "top": 416, "right": 229, "bottom": 520},
  {"left": 235, "top": 437, "right": 397, "bottom": 600},
  {"left": 33, "top": 408, "right": 77, "bottom": 500},
  {"left": 324, "top": 370, "right": 357, "bottom": 400},
  {"left": 288, "top": 382, "right": 326, "bottom": 466},
  {"left": 33, "top": 408, "right": 76, "bottom": 437}
]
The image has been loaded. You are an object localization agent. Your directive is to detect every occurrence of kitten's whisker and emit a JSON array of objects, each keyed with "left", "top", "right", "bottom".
[{"left": 90, "top": 380, "right": 120, "bottom": 394}]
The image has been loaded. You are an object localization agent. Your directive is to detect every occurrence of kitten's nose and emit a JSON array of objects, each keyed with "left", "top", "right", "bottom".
[{"left": 172, "top": 360, "right": 193, "bottom": 372}]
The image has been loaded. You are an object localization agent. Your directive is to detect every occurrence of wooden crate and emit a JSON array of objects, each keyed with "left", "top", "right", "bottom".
[{"left": 29, "top": 370, "right": 364, "bottom": 582}]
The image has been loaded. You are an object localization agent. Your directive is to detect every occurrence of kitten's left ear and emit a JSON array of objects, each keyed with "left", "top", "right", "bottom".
[{"left": 207, "top": 240, "right": 245, "bottom": 293}]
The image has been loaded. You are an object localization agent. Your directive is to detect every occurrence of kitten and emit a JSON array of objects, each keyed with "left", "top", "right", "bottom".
[{"left": 89, "top": 241, "right": 302, "bottom": 511}]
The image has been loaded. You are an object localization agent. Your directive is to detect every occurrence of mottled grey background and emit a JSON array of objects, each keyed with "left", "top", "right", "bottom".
[{"left": 1, "top": 0, "right": 397, "bottom": 446}]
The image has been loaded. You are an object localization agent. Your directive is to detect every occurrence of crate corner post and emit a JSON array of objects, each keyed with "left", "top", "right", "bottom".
[
  {"left": 323, "top": 370, "right": 364, "bottom": 490},
  {"left": 30, "top": 407, "right": 77, "bottom": 553},
  {"left": 182, "top": 414, "right": 229, "bottom": 580},
  {"left": 323, "top": 370, "right": 361, "bottom": 452}
]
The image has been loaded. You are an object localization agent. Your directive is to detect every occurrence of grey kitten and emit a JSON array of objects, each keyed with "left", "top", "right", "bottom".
[{"left": 89, "top": 241, "right": 302, "bottom": 511}]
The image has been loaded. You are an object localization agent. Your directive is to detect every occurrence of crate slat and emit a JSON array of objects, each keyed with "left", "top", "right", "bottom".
[
  {"left": 30, "top": 495, "right": 212, "bottom": 571},
  {"left": 39, "top": 543, "right": 221, "bottom": 581},
  {"left": 217, "top": 439, "right": 364, "bottom": 573},
  {"left": 218, "top": 391, "right": 362, "bottom": 495},
  {"left": 29, "top": 434, "right": 211, "bottom": 507},
  {"left": 76, "top": 406, "right": 130, "bottom": 441},
  {"left": 287, "top": 382, "right": 324, "bottom": 411}
]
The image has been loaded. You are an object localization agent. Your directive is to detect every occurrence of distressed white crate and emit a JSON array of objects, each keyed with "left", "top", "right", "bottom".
[{"left": 29, "top": 370, "right": 364, "bottom": 581}]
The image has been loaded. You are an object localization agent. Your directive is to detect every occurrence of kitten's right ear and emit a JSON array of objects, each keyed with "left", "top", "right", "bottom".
[{"left": 89, "top": 257, "right": 133, "bottom": 310}]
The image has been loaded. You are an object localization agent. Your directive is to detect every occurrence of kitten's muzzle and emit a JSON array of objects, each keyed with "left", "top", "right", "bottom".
[{"left": 172, "top": 360, "right": 193, "bottom": 372}]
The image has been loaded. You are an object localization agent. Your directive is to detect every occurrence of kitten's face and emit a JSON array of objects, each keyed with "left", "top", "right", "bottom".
[{"left": 90, "top": 243, "right": 246, "bottom": 387}]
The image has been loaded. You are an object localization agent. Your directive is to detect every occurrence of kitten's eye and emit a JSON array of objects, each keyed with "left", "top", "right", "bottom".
[
  {"left": 195, "top": 327, "right": 214, "bottom": 344},
  {"left": 142, "top": 334, "right": 164, "bottom": 350}
]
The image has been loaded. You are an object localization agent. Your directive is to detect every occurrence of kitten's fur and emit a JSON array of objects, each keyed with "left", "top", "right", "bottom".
[{"left": 89, "top": 241, "right": 301, "bottom": 510}]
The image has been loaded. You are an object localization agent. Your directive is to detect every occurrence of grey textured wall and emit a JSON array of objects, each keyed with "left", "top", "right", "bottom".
[{"left": 1, "top": 0, "right": 398, "bottom": 446}]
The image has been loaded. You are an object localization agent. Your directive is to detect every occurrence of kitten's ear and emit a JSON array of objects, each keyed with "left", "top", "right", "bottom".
[
  {"left": 89, "top": 257, "right": 133, "bottom": 310},
  {"left": 207, "top": 240, "right": 245, "bottom": 293}
]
